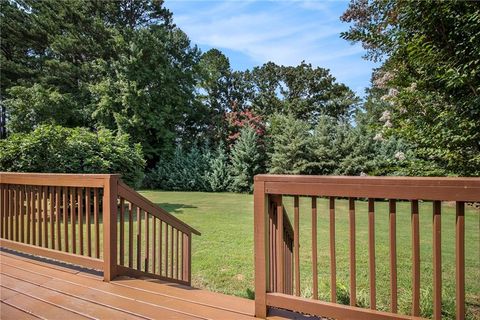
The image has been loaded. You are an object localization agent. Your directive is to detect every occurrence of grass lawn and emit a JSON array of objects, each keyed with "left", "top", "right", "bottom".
[{"left": 139, "top": 190, "right": 479, "bottom": 320}]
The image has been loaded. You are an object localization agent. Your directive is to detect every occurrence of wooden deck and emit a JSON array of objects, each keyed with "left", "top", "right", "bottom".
[{"left": 0, "top": 249, "right": 315, "bottom": 320}]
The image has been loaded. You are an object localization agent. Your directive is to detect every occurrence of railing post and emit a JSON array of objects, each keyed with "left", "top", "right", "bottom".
[
  {"left": 254, "top": 177, "right": 268, "bottom": 318},
  {"left": 103, "top": 175, "right": 118, "bottom": 282}
]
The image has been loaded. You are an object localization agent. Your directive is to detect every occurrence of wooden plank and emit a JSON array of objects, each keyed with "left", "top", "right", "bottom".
[
  {"left": 63, "top": 187, "right": 68, "bottom": 253},
  {"left": 55, "top": 187, "right": 61, "bottom": 251},
  {"left": 153, "top": 217, "right": 157, "bottom": 273},
  {"left": 293, "top": 196, "right": 300, "bottom": 296},
  {"left": 165, "top": 223, "right": 169, "bottom": 277},
  {"left": 0, "top": 172, "right": 108, "bottom": 188},
  {"left": 129, "top": 203, "right": 134, "bottom": 268},
  {"left": 1, "top": 301, "right": 40, "bottom": 320},
  {"left": 0, "top": 239, "right": 103, "bottom": 270},
  {"left": 311, "top": 197, "right": 318, "bottom": 300},
  {"left": 20, "top": 187, "right": 25, "bottom": 243},
  {"left": 276, "top": 198, "right": 284, "bottom": 294},
  {"left": 85, "top": 187, "right": 91, "bottom": 257},
  {"left": 145, "top": 211, "right": 149, "bottom": 273},
  {"left": 26, "top": 186, "right": 31, "bottom": 244},
  {"left": 368, "top": 199, "right": 376, "bottom": 310},
  {"left": 389, "top": 199, "right": 397, "bottom": 313},
  {"left": 78, "top": 188, "right": 83, "bottom": 255},
  {"left": 93, "top": 188, "right": 99, "bottom": 259},
  {"left": 433, "top": 201, "right": 442, "bottom": 319},
  {"left": 329, "top": 197, "right": 336, "bottom": 303},
  {"left": 255, "top": 174, "right": 480, "bottom": 201},
  {"left": 49, "top": 188, "right": 54, "bottom": 249},
  {"left": 37, "top": 186, "right": 41, "bottom": 247},
  {"left": 137, "top": 207, "right": 142, "bottom": 271},
  {"left": 119, "top": 198, "right": 125, "bottom": 266},
  {"left": 32, "top": 187, "right": 36, "bottom": 246},
  {"left": 456, "top": 202, "right": 465, "bottom": 320},
  {"left": 411, "top": 200, "right": 420, "bottom": 316},
  {"left": 254, "top": 179, "right": 267, "bottom": 318},
  {"left": 42, "top": 187, "right": 47, "bottom": 247},
  {"left": 103, "top": 175, "right": 118, "bottom": 281},
  {"left": 176, "top": 228, "right": 179, "bottom": 279},
  {"left": 170, "top": 225, "right": 174, "bottom": 278},
  {"left": 14, "top": 186, "right": 19, "bottom": 242},
  {"left": 159, "top": 220, "right": 163, "bottom": 276},
  {"left": 70, "top": 187, "right": 76, "bottom": 254},
  {"left": 266, "top": 293, "right": 424, "bottom": 320},
  {"left": 349, "top": 198, "right": 356, "bottom": 306}
]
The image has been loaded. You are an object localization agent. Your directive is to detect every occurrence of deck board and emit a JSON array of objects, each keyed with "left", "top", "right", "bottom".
[{"left": 0, "top": 250, "right": 317, "bottom": 319}]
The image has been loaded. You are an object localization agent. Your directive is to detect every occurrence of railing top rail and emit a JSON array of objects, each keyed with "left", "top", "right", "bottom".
[
  {"left": 255, "top": 174, "right": 480, "bottom": 201},
  {"left": 0, "top": 172, "right": 119, "bottom": 187}
]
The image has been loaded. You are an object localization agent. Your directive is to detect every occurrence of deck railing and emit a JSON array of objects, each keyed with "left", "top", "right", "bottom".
[
  {"left": 0, "top": 172, "right": 200, "bottom": 285},
  {"left": 254, "top": 175, "right": 480, "bottom": 320}
]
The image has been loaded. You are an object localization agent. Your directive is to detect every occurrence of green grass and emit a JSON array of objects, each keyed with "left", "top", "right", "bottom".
[{"left": 139, "top": 190, "right": 479, "bottom": 320}]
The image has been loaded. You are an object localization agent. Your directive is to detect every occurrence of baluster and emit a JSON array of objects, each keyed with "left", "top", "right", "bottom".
[
  {"left": 94, "top": 188, "right": 100, "bottom": 258},
  {"left": 176, "top": 229, "right": 179, "bottom": 279},
  {"left": 26, "top": 186, "right": 31, "bottom": 244},
  {"left": 63, "top": 187, "right": 68, "bottom": 252},
  {"left": 294, "top": 196, "right": 300, "bottom": 296},
  {"left": 119, "top": 198, "right": 125, "bottom": 266},
  {"left": 55, "top": 187, "right": 61, "bottom": 251},
  {"left": 170, "top": 225, "right": 174, "bottom": 278},
  {"left": 349, "top": 198, "right": 356, "bottom": 306},
  {"left": 128, "top": 203, "right": 134, "bottom": 268},
  {"left": 456, "top": 201, "right": 465, "bottom": 319},
  {"left": 311, "top": 197, "right": 318, "bottom": 299},
  {"left": 165, "top": 223, "right": 169, "bottom": 277},
  {"left": 30, "top": 187, "right": 35, "bottom": 245},
  {"left": 50, "top": 188, "right": 54, "bottom": 249},
  {"left": 389, "top": 199, "right": 397, "bottom": 313},
  {"left": 20, "top": 187, "right": 25, "bottom": 243},
  {"left": 159, "top": 220, "right": 163, "bottom": 275},
  {"left": 43, "top": 186, "right": 47, "bottom": 247},
  {"left": 78, "top": 188, "right": 83, "bottom": 255},
  {"left": 14, "top": 186, "right": 19, "bottom": 242},
  {"left": 71, "top": 187, "right": 76, "bottom": 253},
  {"left": 145, "top": 211, "right": 149, "bottom": 272},
  {"left": 329, "top": 197, "right": 336, "bottom": 303},
  {"left": 411, "top": 200, "right": 420, "bottom": 316},
  {"left": 0, "top": 184, "right": 3, "bottom": 238},
  {"left": 37, "top": 186, "right": 42, "bottom": 246},
  {"left": 153, "top": 217, "right": 157, "bottom": 273},
  {"left": 86, "top": 187, "right": 91, "bottom": 257},
  {"left": 137, "top": 207, "right": 142, "bottom": 270},
  {"left": 433, "top": 201, "right": 442, "bottom": 319},
  {"left": 276, "top": 198, "right": 284, "bottom": 293},
  {"left": 368, "top": 199, "right": 376, "bottom": 310}
]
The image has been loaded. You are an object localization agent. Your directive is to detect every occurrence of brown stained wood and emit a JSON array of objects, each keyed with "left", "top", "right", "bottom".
[
  {"left": 63, "top": 187, "right": 68, "bottom": 253},
  {"left": 103, "top": 175, "right": 118, "bottom": 281},
  {"left": 49, "top": 189, "right": 54, "bottom": 249},
  {"left": 1, "top": 185, "right": 6, "bottom": 239},
  {"left": 389, "top": 199, "right": 397, "bottom": 313},
  {"left": 159, "top": 220, "right": 163, "bottom": 276},
  {"left": 456, "top": 202, "right": 465, "bottom": 320},
  {"left": 411, "top": 200, "right": 420, "bottom": 316},
  {"left": 349, "top": 198, "right": 356, "bottom": 306},
  {"left": 1, "top": 301, "right": 40, "bottom": 320},
  {"left": 153, "top": 218, "right": 157, "bottom": 274},
  {"left": 70, "top": 187, "right": 76, "bottom": 254},
  {"left": 120, "top": 198, "right": 125, "bottom": 266},
  {"left": 55, "top": 187, "right": 61, "bottom": 251},
  {"left": 20, "top": 188, "right": 25, "bottom": 243},
  {"left": 85, "top": 187, "right": 91, "bottom": 257},
  {"left": 31, "top": 188, "right": 36, "bottom": 246},
  {"left": 276, "top": 199, "right": 284, "bottom": 294},
  {"left": 137, "top": 206, "right": 142, "bottom": 271},
  {"left": 311, "top": 197, "right": 318, "bottom": 300},
  {"left": 170, "top": 226, "right": 174, "bottom": 278},
  {"left": 176, "top": 229, "right": 179, "bottom": 279},
  {"left": 165, "top": 224, "right": 169, "bottom": 277},
  {"left": 368, "top": 199, "right": 376, "bottom": 310},
  {"left": 26, "top": 187, "right": 31, "bottom": 244},
  {"left": 93, "top": 188, "right": 99, "bottom": 259},
  {"left": 37, "top": 187, "right": 41, "bottom": 247},
  {"left": 145, "top": 211, "right": 149, "bottom": 273},
  {"left": 128, "top": 203, "right": 134, "bottom": 268},
  {"left": 329, "top": 197, "right": 336, "bottom": 303},
  {"left": 293, "top": 196, "right": 300, "bottom": 296},
  {"left": 14, "top": 186, "right": 19, "bottom": 242},
  {"left": 78, "top": 188, "right": 83, "bottom": 255},
  {"left": 433, "top": 201, "right": 442, "bottom": 319},
  {"left": 42, "top": 187, "right": 47, "bottom": 247},
  {"left": 1, "top": 172, "right": 109, "bottom": 188}
]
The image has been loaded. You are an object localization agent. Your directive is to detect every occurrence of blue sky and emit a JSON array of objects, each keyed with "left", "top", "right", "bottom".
[{"left": 165, "top": 0, "right": 379, "bottom": 97}]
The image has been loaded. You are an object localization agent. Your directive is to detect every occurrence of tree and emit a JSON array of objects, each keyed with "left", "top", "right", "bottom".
[
  {"left": 206, "top": 144, "right": 233, "bottom": 192},
  {"left": 268, "top": 114, "right": 313, "bottom": 174},
  {"left": 230, "top": 127, "right": 263, "bottom": 193},
  {"left": 341, "top": 0, "right": 480, "bottom": 176}
]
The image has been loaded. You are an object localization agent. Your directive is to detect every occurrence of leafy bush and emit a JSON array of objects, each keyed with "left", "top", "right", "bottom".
[{"left": 0, "top": 125, "right": 145, "bottom": 188}]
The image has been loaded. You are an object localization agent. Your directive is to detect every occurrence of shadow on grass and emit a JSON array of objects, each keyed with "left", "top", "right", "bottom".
[{"left": 155, "top": 203, "right": 197, "bottom": 214}]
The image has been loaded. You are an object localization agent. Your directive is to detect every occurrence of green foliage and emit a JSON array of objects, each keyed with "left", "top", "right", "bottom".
[
  {"left": 206, "top": 144, "right": 233, "bottom": 192},
  {"left": 230, "top": 127, "right": 263, "bottom": 193},
  {"left": 0, "top": 125, "right": 145, "bottom": 187},
  {"left": 268, "top": 114, "right": 313, "bottom": 174},
  {"left": 342, "top": 0, "right": 480, "bottom": 176},
  {"left": 146, "top": 145, "right": 212, "bottom": 191}
]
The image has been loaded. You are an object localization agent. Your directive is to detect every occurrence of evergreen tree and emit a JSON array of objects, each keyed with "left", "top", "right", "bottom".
[
  {"left": 268, "top": 114, "right": 312, "bottom": 174},
  {"left": 230, "top": 127, "right": 262, "bottom": 193},
  {"left": 206, "top": 144, "right": 232, "bottom": 192}
]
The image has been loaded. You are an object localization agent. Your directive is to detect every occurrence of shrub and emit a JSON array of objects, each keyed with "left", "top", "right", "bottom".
[
  {"left": 0, "top": 125, "right": 145, "bottom": 188},
  {"left": 206, "top": 144, "right": 233, "bottom": 192}
]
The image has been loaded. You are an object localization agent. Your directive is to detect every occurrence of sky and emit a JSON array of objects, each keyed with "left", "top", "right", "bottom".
[{"left": 165, "top": 0, "right": 379, "bottom": 97}]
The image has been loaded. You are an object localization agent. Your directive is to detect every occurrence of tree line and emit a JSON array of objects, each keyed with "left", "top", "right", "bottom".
[{"left": 1, "top": 0, "right": 478, "bottom": 190}]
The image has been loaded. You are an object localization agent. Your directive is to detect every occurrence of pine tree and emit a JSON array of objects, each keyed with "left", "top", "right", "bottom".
[
  {"left": 230, "top": 127, "right": 262, "bottom": 193},
  {"left": 268, "top": 114, "right": 312, "bottom": 174},
  {"left": 206, "top": 144, "right": 232, "bottom": 192}
]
